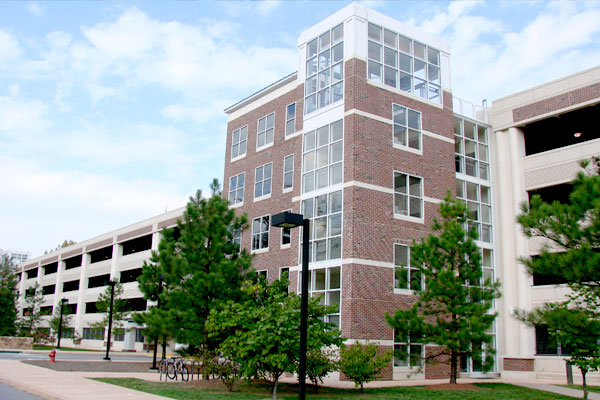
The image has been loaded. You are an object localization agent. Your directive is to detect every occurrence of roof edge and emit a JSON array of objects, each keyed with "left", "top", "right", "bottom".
[{"left": 224, "top": 72, "right": 297, "bottom": 114}]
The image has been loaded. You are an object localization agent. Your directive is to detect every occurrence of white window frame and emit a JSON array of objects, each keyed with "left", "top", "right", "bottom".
[
  {"left": 254, "top": 162, "right": 273, "bottom": 201},
  {"left": 393, "top": 329, "right": 423, "bottom": 368},
  {"left": 285, "top": 102, "right": 296, "bottom": 136},
  {"left": 257, "top": 112, "right": 275, "bottom": 150},
  {"left": 393, "top": 243, "right": 421, "bottom": 292},
  {"left": 231, "top": 125, "right": 248, "bottom": 161},
  {"left": 257, "top": 269, "right": 268, "bottom": 280},
  {"left": 283, "top": 154, "right": 294, "bottom": 193},
  {"left": 392, "top": 103, "right": 422, "bottom": 152},
  {"left": 301, "top": 190, "right": 343, "bottom": 263},
  {"left": 251, "top": 215, "right": 270, "bottom": 253},
  {"left": 228, "top": 172, "right": 245, "bottom": 206},
  {"left": 300, "top": 266, "right": 341, "bottom": 328},
  {"left": 393, "top": 171, "right": 424, "bottom": 223}
]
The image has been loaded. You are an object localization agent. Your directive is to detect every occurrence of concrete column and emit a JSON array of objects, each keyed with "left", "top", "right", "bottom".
[
  {"left": 52, "top": 260, "right": 65, "bottom": 310},
  {"left": 74, "top": 253, "right": 89, "bottom": 335}
]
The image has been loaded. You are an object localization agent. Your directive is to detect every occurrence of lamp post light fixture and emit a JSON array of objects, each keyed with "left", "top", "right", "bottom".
[
  {"left": 271, "top": 211, "right": 310, "bottom": 400},
  {"left": 56, "top": 298, "right": 68, "bottom": 349},
  {"left": 103, "top": 280, "right": 117, "bottom": 361},
  {"left": 149, "top": 273, "right": 164, "bottom": 371}
]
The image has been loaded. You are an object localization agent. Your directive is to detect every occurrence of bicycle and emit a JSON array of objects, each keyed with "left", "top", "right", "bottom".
[{"left": 166, "top": 357, "right": 189, "bottom": 382}]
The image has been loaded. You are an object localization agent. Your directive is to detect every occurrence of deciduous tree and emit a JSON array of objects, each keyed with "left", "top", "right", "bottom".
[
  {"left": 339, "top": 341, "right": 391, "bottom": 392},
  {"left": 0, "top": 256, "right": 18, "bottom": 336}
]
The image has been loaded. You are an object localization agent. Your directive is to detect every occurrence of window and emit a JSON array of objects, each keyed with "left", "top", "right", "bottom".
[
  {"left": 454, "top": 117, "right": 490, "bottom": 180},
  {"left": 535, "top": 326, "right": 572, "bottom": 356},
  {"left": 89, "top": 246, "right": 112, "bottom": 264},
  {"left": 120, "top": 268, "right": 143, "bottom": 283},
  {"left": 254, "top": 162, "right": 272, "bottom": 199},
  {"left": 252, "top": 216, "right": 270, "bottom": 251},
  {"left": 394, "top": 172, "right": 423, "bottom": 219},
  {"left": 394, "top": 244, "right": 421, "bottom": 291},
  {"left": 42, "top": 262, "right": 58, "bottom": 275},
  {"left": 121, "top": 234, "right": 152, "bottom": 256},
  {"left": 88, "top": 274, "right": 110, "bottom": 289},
  {"left": 135, "top": 328, "right": 145, "bottom": 343},
  {"left": 393, "top": 104, "right": 421, "bottom": 150},
  {"left": 301, "top": 190, "right": 343, "bottom": 262},
  {"left": 305, "top": 23, "right": 344, "bottom": 114},
  {"left": 257, "top": 113, "right": 274, "bottom": 149},
  {"left": 60, "top": 328, "right": 74, "bottom": 339},
  {"left": 40, "top": 306, "right": 53, "bottom": 315},
  {"left": 113, "top": 328, "right": 125, "bottom": 342},
  {"left": 83, "top": 327, "right": 105, "bottom": 340},
  {"left": 42, "top": 284, "right": 55, "bottom": 295},
  {"left": 231, "top": 126, "right": 248, "bottom": 159},
  {"left": 302, "top": 119, "right": 343, "bottom": 194},
  {"left": 85, "top": 302, "right": 99, "bottom": 313},
  {"left": 229, "top": 172, "right": 245, "bottom": 205},
  {"left": 228, "top": 226, "right": 242, "bottom": 254},
  {"left": 286, "top": 103, "right": 296, "bottom": 136},
  {"left": 63, "top": 279, "right": 79, "bottom": 292},
  {"left": 300, "top": 266, "right": 341, "bottom": 328},
  {"left": 257, "top": 270, "right": 268, "bottom": 280},
  {"left": 367, "top": 22, "right": 441, "bottom": 104},
  {"left": 25, "top": 268, "right": 38, "bottom": 279},
  {"left": 279, "top": 267, "right": 290, "bottom": 280},
  {"left": 125, "top": 297, "right": 147, "bottom": 312},
  {"left": 394, "top": 329, "right": 423, "bottom": 367},
  {"left": 281, "top": 209, "right": 292, "bottom": 247},
  {"left": 283, "top": 155, "right": 294, "bottom": 191},
  {"left": 456, "top": 179, "right": 493, "bottom": 243},
  {"left": 64, "top": 255, "right": 82, "bottom": 270}
]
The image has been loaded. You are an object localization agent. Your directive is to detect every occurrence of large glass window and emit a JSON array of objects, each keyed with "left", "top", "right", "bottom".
[
  {"left": 286, "top": 103, "right": 296, "bottom": 136},
  {"left": 394, "top": 330, "right": 423, "bottom": 367},
  {"left": 300, "top": 266, "right": 341, "bottom": 328},
  {"left": 305, "top": 24, "right": 344, "bottom": 114},
  {"left": 255, "top": 162, "right": 272, "bottom": 199},
  {"left": 257, "top": 113, "right": 274, "bottom": 149},
  {"left": 456, "top": 179, "right": 492, "bottom": 243},
  {"left": 394, "top": 244, "right": 421, "bottom": 291},
  {"left": 252, "top": 215, "right": 270, "bottom": 251},
  {"left": 367, "top": 22, "right": 441, "bottom": 104},
  {"left": 454, "top": 117, "right": 490, "bottom": 180},
  {"left": 281, "top": 209, "right": 292, "bottom": 247},
  {"left": 83, "top": 327, "right": 105, "bottom": 340},
  {"left": 394, "top": 172, "right": 423, "bottom": 219},
  {"left": 393, "top": 104, "right": 421, "bottom": 150},
  {"left": 302, "top": 119, "right": 343, "bottom": 194},
  {"left": 229, "top": 172, "right": 245, "bottom": 205},
  {"left": 301, "top": 190, "right": 342, "bottom": 262},
  {"left": 231, "top": 126, "right": 248, "bottom": 159},
  {"left": 283, "top": 155, "right": 294, "bottom": 191}
]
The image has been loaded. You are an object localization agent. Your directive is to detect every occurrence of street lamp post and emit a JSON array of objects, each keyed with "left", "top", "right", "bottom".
[
  {"left": 272, "top": 211, "right": 310, "bottom": 400},
  {"left": 103, "top": 280, "right": 116, "bottom": 361},
  {"left": 149, "top": 274, "right": 163, "bottom": 371},
  {"left": 56, "top": 298, "right": 67, "bottom": 349}
]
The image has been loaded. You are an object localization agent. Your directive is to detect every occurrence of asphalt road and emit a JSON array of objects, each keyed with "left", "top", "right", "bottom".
[
  {"left": 0, "top": 382, "right": 47, "bottom": 400},
  {"left": 0, "top": 350, "right": 154, "bottom": 362}
]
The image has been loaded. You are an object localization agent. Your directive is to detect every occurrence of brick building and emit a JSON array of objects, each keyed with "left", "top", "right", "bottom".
[{"left": 15, "top": 3, "right": 600, "bottom": 382}]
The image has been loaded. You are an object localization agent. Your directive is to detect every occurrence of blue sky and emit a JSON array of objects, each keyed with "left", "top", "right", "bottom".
[{"left": 2, "top": 0, "right": 600, "bottom": 258}]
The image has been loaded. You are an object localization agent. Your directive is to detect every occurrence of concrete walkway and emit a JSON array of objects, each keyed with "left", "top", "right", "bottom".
[{"left": 0, "top": 358, "right": 597, "bottom": 400}]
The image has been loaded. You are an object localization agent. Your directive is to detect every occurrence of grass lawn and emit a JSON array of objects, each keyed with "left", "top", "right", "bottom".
[
  {"left": 32, "top": 344, "right": 100, "bottom": 352},
  {"left": 95, "top": 378, "right": 575, "bottom": 400}
]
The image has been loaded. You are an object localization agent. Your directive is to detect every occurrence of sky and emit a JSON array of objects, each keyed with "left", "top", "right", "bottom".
[{"left": 2, "top": 0, "right": 600, "bottom": 258}]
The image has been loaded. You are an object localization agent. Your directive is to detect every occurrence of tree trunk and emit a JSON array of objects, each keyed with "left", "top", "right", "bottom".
[
  {"left": 450, "top": 350, "right": 458, "bottom": 384},
  {"left": 581, "top": 368, "right": 588, "bottom": 400},
  {"left": 360, "top": 382, "right": 364, "bottom": 393},
  {"left": 272, "top": 376, "right": 278, "bottom": 400}
]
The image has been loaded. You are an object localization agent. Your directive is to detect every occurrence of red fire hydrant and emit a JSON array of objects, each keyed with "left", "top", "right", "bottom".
[{"left": 49, "top": 349, "right": 56, "bottom": 363}]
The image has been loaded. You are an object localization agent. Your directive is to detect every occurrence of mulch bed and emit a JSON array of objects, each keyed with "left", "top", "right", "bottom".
[
  {"left": 22, "top": 360, "right": 154, "bottom": 373},
  {"left": 425, "top": 383, "right": 482, "bottom": 391}
]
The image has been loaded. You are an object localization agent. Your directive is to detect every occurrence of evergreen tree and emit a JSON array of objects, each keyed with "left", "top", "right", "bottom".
[
  {"left": 18, "top": 283, "right": 45, "bottom": 337},
  {"left": 386, "top": 195, "right": 500, "bottom": 384},
  {"left": 0, "top": 256, "right": 18, "bottom": 336},
  {"left": 517, "top": 159, "right": 600, "bottom": 399},
  {"left": 92, "top": 280, "right": 128, "bottom": 334},
  {"left": 138, "top": 180, "right": 253, "bottom": 353}
]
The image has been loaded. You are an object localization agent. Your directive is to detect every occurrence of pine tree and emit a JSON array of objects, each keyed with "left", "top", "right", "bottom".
[
  {"left": 0, "top": 256, "right": 18, "bottom": 336},
  {"left": 18, "top": 283, "right": 45, "bottom": 337},
  {"left": 517, "top": 159, "right": 600, "bottom": 399},
  {"left": 386, "top": 195, "right": 500, "bottom": 384},
  {"left": 92, "top": 280, "right": 128, "bottom": 334},
  {"left": 138, "top": 180, "right": 253, "bottom": 354}
]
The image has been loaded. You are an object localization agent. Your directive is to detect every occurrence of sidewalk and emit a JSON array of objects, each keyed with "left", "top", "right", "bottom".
[{"left": 0, "top": 358, "right": 597, "bottom": 400}]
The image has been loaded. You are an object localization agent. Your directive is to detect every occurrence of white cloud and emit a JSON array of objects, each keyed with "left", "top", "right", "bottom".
[
  {"left": 0, "top": 30, "right": 22, "bottom": 61},
  {"left": 256, "top": 0, "right": 282, "bottom": 17},
  {"left": 28, "top": 4, "right": 43, "bottom": 17},
  {"left": 418, "top": 1, "right": 481, "bottom": 36},
  {"left": 0, "top": 95, "right": 50, "bottom": 132}
]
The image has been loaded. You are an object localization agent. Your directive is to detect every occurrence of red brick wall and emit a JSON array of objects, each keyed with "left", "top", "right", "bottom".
[
  {"left": 503, "top": 357, "right": 534, "bottom": 371},
  {"left": 513, "top": 82, "right": 600, "bottom": 122},
  {"left": 424, "top": 346, "right": 451, "bottom": 379}
]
